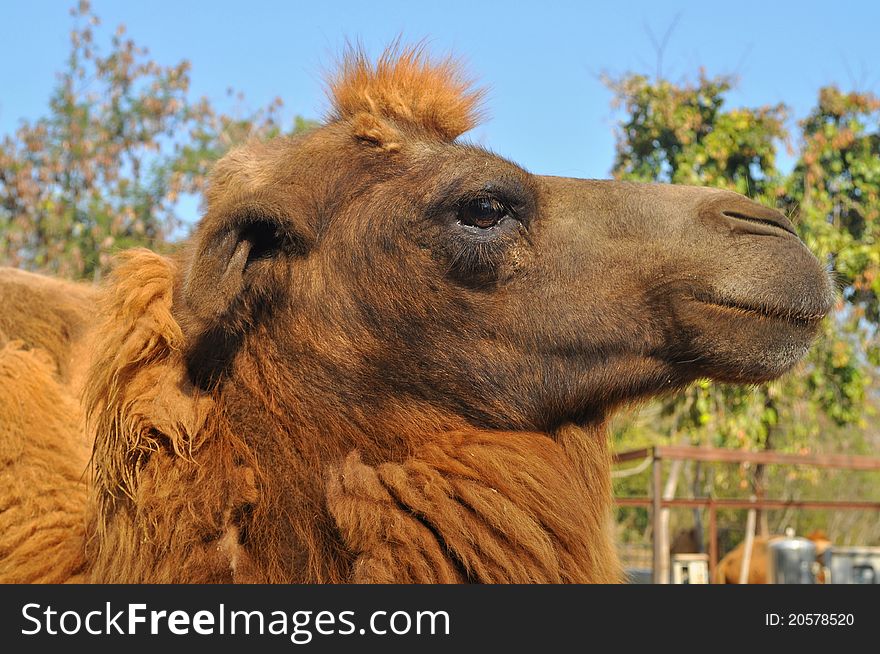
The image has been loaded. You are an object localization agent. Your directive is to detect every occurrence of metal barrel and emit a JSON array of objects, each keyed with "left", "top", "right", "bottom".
[
  {"left": 827, "top": 546, "right": 880, "bottom": 584},
  {"left": 767, "top": 537, "right": 817, "bottom": 584}
]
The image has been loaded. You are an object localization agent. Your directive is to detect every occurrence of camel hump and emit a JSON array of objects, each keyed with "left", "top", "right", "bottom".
[
  {"left": 0, "top": 267, "right": 97, "bottom": 384},
  {"left": 0, "top": 340, "right": 90, "bottom": 583},
  {"left": 0, "top": 268, "right": 95, "bottom": 583}
]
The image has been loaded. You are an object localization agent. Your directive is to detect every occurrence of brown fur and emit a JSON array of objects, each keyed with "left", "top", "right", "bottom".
[
  {"left": 0, "top": 48, "right": 833, "bottom": 584},
  {"left": 0, "top": 268, "right": 96, "bottom": 388},
  {"left": 82, "top": 250, "right": 263, "bottom": 582},
  {"left": 81, "top": 251, "right": 614, "bottom": 582},
  {"left": 0, "top": 343, "right": 89, "bottom": 582},
  {"left": 330, "top": 44, "right": 485, "bottom": 142},
  {"left": 327, "top": 426, "right": 616, "bottom": 583}
]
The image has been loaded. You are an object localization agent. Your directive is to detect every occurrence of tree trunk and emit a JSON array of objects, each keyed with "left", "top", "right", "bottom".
[
  {"left": 658, "top": 457, "right": 686, "bottom": 584},
  {"left": 739, "top": 504, "right": 758, "bottom": 584}
]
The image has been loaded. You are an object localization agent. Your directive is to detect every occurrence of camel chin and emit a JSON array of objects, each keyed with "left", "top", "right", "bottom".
[{"left": 674, "top": 291, "right": 832, "bottom": 384}]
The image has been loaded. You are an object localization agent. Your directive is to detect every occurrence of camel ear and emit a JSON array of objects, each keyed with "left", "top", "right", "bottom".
[
  {"left": 180, "top": 212, "right": 310, "bottom": 386},
  {"left": 183, "top": 216, "right": 300, "bottom": 328}
]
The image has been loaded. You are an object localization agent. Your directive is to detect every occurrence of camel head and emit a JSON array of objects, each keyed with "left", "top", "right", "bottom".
[{"left": 176, "top": 48, "right": 834, "bottom": 439}]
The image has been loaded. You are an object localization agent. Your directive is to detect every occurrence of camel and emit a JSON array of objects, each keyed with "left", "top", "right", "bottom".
[
  {"left": 714, "top": 530, "right": 832, "bottom": 584},
  {"left": 0, "top": 47, "right": 834, "bottom": 583}
]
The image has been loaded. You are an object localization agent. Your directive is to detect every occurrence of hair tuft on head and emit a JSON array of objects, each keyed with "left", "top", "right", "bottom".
[{"left": 328, "top": 42, "right": 487, "bottom": 141}]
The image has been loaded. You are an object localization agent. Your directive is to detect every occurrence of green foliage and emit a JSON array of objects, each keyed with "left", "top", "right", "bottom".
[
  {"left": 605, "top": 71, "right": 788, "bottom": 196},
  {"left": 0, "top": 1, "right": 311, "bottom": 280}
]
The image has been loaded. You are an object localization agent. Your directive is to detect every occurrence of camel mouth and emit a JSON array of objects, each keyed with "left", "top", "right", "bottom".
[{"left": 692, "top": 295, "right": 829, "bottom": 327}]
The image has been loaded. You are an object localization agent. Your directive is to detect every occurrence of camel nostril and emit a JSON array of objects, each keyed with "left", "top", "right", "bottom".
[{"left": 721, "top": 210, "right": 798, "bottom": 238}]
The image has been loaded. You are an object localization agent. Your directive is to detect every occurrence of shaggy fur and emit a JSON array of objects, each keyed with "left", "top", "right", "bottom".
[
  {"left": 327, "top": 426, "right": 616, "bottom": 583},
  {"left": 0, "top": 48, "right": 832, "bottom": 584},
  {"left": 82, "top": 251, "right": 613, "bottom": 582},
  {"left": 0, "top": 268, "right": 96, "bottom": 387},
  {"left": 330, "top": 45, "right": 485, "bottom": 142},
  {"left": 0, "top": 343, "right": 89, "bottom": 583},
  {"left": 0, "top": 270, "right": 94, "bottom": 583},
  {"left": 82, "top": 250, "right": 263, "bottom": 582}
]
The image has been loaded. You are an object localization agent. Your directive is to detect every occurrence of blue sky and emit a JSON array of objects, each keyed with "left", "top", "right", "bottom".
[{"left": 2, "top": 0, "right": 878, "bottom": 184}]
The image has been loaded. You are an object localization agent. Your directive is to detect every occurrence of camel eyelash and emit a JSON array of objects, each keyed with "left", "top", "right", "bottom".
[{"left": 456, "top": 197, "right": 514, "bottom": 230}]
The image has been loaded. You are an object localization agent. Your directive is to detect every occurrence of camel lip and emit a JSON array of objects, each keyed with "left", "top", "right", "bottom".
[{"left": 692, "top": 294, "right": 829, "bottom": 327}]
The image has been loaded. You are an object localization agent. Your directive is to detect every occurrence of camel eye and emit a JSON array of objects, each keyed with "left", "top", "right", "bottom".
[{"left": 457, "top": 197, "right": 509, "bottom": 229}]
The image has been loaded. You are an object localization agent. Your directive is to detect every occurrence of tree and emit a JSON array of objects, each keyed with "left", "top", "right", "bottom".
[{"left": 0, "top": 1, "right": 314, "bottom": 280}]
